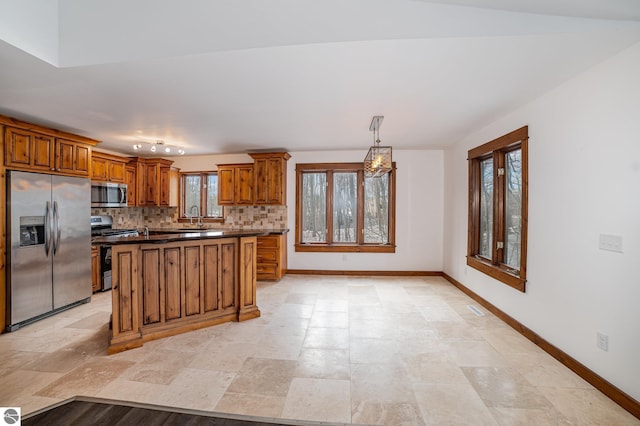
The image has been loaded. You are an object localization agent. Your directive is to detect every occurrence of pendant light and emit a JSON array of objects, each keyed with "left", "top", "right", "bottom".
[{"left": 364, "top": 116, "right": 392, "bottom": 178}]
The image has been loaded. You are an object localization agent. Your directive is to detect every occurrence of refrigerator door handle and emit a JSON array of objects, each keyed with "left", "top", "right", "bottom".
[
  {"left": 44, "top": 201, "right": 52, "bottom": 256},
  {"left": 53, "top": 201, "right": 61, "bottom": 255}
]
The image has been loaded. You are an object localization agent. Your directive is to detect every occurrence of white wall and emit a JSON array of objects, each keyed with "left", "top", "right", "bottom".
[
  {"left": 287, "top": 149, "right": 444, "bottom": 272},
  {"left": 443, "top": 41, "right": 640, "bottom": 400}
]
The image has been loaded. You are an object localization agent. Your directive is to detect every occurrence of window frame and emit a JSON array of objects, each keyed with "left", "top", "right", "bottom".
[
  {"left": 178, "top": 171, "right": 224, "bottom": 223},
  {"left": 467, "top": 126, "right": 528, "bottom": 291},
  {"left": 295, "top": 162, "right": 396, "bottom": 253}
]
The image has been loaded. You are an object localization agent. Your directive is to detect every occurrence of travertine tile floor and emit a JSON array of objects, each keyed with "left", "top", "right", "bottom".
[{"left": 1, "top": 275, "right": 638, "bottom": 425}]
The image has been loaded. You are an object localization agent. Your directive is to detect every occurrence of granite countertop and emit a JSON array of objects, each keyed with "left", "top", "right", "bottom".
[{"left": 92, "top": 228, "right": 289, "bottom": 245}]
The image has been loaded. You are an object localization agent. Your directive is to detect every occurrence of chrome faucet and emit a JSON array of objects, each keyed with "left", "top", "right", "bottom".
[
  {"left": 190, "top": 205, "right": 201, "bottom": 227},
  {"left": 143, "top": 226, "right": 149, "bottom": 238}
]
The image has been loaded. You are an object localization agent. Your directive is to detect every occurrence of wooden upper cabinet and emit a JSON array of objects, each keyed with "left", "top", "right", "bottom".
[
  {"left": 2, "top": 116, "right": 98, "bottom": 177},
  {"left": 5, "top": 127, "right": 54, "bottom": 172},
  {"left": 127, "top": 157, "right": 174, "bottom": 207},
  {"left": 250, "top": 152, "right": 290, "bottom": 205},
  {"left": 217, "top": 164, "right": 254, "bottom": 205},
  {"left": 56, "top": 138, "right": 91, "bottom": 176},
  {"left": 125, "top": 164, "right": 137, "bottom": 206},
  {"left": 91, "top": 152, "right": 128, "bottom": 183}
]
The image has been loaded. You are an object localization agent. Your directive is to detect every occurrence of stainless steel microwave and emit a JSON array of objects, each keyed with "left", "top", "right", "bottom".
[{"left": 91, "top": 182, "right": 128, "bottom": 207}]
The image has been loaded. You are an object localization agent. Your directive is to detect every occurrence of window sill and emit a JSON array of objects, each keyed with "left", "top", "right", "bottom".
[
  {"left": 295, "top": 244, "right": 396, "bottom": 253},
  {"left": 466, "top": 256, "right": 526, "bottom": 292}
]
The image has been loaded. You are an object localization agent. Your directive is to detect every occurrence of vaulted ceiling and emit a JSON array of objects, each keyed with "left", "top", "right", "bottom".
[{"left": 1, "top": 0, "right": 639, "bottom": 155}]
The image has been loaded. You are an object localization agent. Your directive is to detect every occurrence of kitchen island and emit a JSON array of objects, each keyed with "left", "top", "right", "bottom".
[{"left": 93, "top": 230, "right": 267, "bottom": 354}]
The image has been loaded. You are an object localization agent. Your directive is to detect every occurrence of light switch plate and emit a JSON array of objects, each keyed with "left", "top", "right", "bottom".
[{"left": 599, "top": 234, "right": 623, "bottom": 253}]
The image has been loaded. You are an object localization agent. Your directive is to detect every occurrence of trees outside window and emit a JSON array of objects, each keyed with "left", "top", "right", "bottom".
[
  {"left": 296, "top": 162, "right": 395, "bottom": 253},
  {"left": 180, "top": 172, "right": 223, "bottom": 221},
  {"left": 468, "top": 126, "right": 528, "bottom": 291}
]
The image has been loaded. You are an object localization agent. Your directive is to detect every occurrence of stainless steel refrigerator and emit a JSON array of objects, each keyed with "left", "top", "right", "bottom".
[{"left": 7, "top": 170, "right": 91, "bottom": 331}]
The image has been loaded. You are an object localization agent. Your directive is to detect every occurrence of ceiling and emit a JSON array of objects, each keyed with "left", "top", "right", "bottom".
[{"left": 1, "top": 0, "right": 640, "bottom": 156}]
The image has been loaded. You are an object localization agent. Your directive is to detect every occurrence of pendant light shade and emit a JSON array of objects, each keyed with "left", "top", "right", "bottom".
[{"left": 364, "top": 116, "right": 392, "bottom": 178}]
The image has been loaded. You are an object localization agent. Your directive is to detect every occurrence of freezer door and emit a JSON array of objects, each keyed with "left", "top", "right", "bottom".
[
  {"left": 8, "top": 171, "right": 54, "bottom": 324},
  {"left": 52, "top": 175, "right": 92, "bottom": 309}
]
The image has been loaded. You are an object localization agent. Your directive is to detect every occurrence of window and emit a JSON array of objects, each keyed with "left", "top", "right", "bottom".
[
  {"left": 468, "top": 126, "right": 528, "bottom": 291},
  {"left": 295, "top": 162, "right": 395, "bottom": 252},
  {"left": 179, "top": 172, "right": 223, "bottom": 221}
]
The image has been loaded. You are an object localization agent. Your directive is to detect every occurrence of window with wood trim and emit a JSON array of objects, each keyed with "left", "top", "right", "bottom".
[
  {"left": 179, "top": 172, "right": 223, "bottom": 221},
  {"left": 468, "top": 126, "right": 528, "bottom": 291},
  {"left": 295, "top": 162, "right": 396, "bottom": 253}
]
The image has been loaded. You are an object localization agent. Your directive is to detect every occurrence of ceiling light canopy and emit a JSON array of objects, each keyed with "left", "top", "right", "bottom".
[
  {"left": 364, "top": 116, "right": 392, "bottom": 178},
  {"left": 132, "top": 140, "right": 185, "bottom": 156}
]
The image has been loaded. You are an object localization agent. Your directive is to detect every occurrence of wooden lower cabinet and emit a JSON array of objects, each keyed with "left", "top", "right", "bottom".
[
  {"left": 109, "top": 236, "right": 259, "bottom": 354},
  {"left": 91, "top": 246, "right": 100, "bottom": 293},
  {"left": 257, "top": 234, "right": 287, "bottom": 281}
]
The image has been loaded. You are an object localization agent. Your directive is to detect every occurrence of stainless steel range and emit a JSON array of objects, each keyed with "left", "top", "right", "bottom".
[{"left": 91, "top": 215, "right": 138, "bottom": 291}]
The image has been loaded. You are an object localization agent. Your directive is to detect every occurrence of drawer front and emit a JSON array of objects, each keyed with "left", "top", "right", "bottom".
[
  {"left": 257, "top": 248, "right": 277, "bottom": 263},
  {"left": 257, "top": 264, "right": 278, "bottom": 278},
  {"left": 257, "top": 235, "right": 279, "bottom": 249}
]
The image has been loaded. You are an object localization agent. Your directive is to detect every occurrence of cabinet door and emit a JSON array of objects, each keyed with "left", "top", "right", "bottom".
[
  {"left": 109, "top": 161, "right": 126, "bottom": 182},
  {"left": 217, "top": 166, "right": 235, "bottom": 205},
  {"left": 91, "top": 157, "right": 109, "bottom": 181},
  {"left": 235, "top": 165, "right": 254, "bottom": 205},
  {"left": 91, "top": 246, "right": 101, "bottom": 292},
  {"left": 56, "top": 139, "right": 90, "bottom": 176},
  {"left": 125, "top": 165, "right": 137, "bottom": 206},
  {"left": 4, "top": 127, "right": 54, "bottom": 171},
  {"left": 253, "top": 158, "right": 268, "bottom": 204},
  {"left": 159, "top": 167, "right": 170, "bottom": 206},
  {"left": 143, "top": 163, "right": 159, "bottom": 205},
  {"left": 265, "top": 158, "right": 283, "bottom": 204}
]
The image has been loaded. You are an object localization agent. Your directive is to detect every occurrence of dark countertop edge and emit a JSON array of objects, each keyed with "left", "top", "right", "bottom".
[
  {"left": 146, "top": 228, "right": 289, "bottom": 235},
  {"left": 92, "top": 230, "right": 270, "bottom": 245}
]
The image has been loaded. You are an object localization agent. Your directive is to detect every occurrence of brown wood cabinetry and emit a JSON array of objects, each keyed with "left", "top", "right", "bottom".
[
  {"left": 109, "top": 236, "right": 259, "bottom": 354},
  {"left": 257, "top": 234, "right": 287, "bottom": 281},
  {"left": 91, "top": 246, "right": 100, "bottom": 293},
  {"left": 218, "top": 152, "right": 290, "bottom": 206},
  {"left": 91, "top": 152, "right": 128, "bottom": 183},
  {"left": 125, "top": 164, "right": 137, "bottom": 206},
  {"left": 3, "top": 124, "right": 96, "bottom": 177},
  {"left": 250, "top": 152, "right": 290, "bottom": 205},
  {"left": 217, "top": 164, "right": 254, "bottom": 205},
  {"left": 127, "top": 157, "right": 176, "bottom": 207}
]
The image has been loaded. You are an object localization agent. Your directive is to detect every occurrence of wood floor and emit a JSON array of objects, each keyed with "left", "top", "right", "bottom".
[{"left": 23, "top": 397, "right": 311, "bottom": 426}]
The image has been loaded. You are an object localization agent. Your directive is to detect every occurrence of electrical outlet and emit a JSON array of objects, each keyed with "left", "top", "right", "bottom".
[
  {"left": 599, "top": 234, "right": 623, "bottom": 253},
  {"left": 597, "top": 332, "right": 609, "bottom": 351}
]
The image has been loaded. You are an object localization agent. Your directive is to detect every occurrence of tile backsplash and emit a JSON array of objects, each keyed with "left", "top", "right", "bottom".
[{"left": 91, "top": 205, "right": 288, "bottom": 230}]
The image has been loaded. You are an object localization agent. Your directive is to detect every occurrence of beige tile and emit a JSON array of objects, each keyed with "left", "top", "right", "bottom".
[
  {"left": 480, "top": 328, "right": 540, "bottom": 354},
  {"left": 215, "top": 392, "right": 286, "bottom": 418},
  {"left": 226, "top": 358, "right": 297, "bottom": 397},
  {"left": 35, "top": 358, "right": 135, "bottom": 399},
  {"left": 314, "top": 299, "right": 348, "bottom": 312},
  {"left": 446, "top": 340, "right": 508, "bottom": 367},
  {"left": 488, "top": 407, "right": 573, "bottom": 426},
  {"left": 0, "top": 369, "right": 63, "bottom": 405},
  {"left": 350, "top": 338, "right": 399, "bottom": 364},
  {"left": 303, "top": 327, "right": 349, "bottom": 349},
  {"left": 462, "top": 367, "right": 553, "bottom": 409},
  {"left": 413, "top": 383, "right": 498, "bottom": 425},
  {"left": 351, "top": 363, "right": 415, "bottom": 404},
  {"left": 11, "top": 395, "right": 63, "bottom": 417},
  {"left": 252, "top": 333, "right": 305, "bottom": 360},
  {"left": 295, "top": 348, "right": 350, "bottom": 380},
  {"left": 121, "top": 349, "right": 196, "bottom": 385},
  {"left": 540, "top": 387, "right": 640, "bottom": 425},
  {"left": 282, "top": 378, "right": 351, "bottom": 423},
  {"left": 352, "top": 401, "right": 425, "bottom": 426},
  {"left": 503, "top": 351, "right": 593, "bottom": 389},
  {"left": 309, "top": 311, "right": 349, "bottom": 328},
  {"left": 403, "top": 352, "right": 469, "bottom": 385},
  {"left": 189, "top": 342, "right": 253, "bottom": 372},
  {"left": 284, "top": 293, "right": 318, "bottom": 305},
  {"left": 64, "top": 312, "right": 111, "bottom": 330}
]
